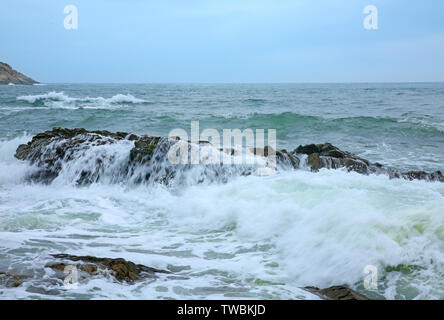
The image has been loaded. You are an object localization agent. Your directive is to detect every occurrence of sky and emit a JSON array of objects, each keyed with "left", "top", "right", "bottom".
[{"left": 1, "top": 0, "right": 444, "bottom": 83}]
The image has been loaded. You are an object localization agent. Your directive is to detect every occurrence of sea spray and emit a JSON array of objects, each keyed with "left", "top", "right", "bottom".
[
  {"left": 2, "top": 83, "right": 444, "bottom": 300},
  {"left": 1, "top": 144, "right": 444, "bottom": 299}
]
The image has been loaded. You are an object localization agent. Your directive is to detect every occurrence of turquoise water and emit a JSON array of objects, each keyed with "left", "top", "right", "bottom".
[
  {"left": 0, "top": 83, "right": 444, "bottom": 299},
  {"left": 2, "top": 83, "right": 444, "bottom": 171}
]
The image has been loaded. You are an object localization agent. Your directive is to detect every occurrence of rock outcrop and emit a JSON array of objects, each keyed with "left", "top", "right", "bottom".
[
  {"left": 46, "top": 254, "right": 170, "bottom": 283},
  {"left": 14, "top": 127, "right": 255, "bottom": 185},
  {"left": 0, "top": 62, "right": 38, "bottom": 85},
  {"left": 14, "top": 127, "right": 443, "bottom": 185},
  {"left": 295, "top": 142, "right": 444, "bottom": 182},
  {"left": 304, "top": 286, "right": 371, "bottom": 300},
  {"left": 15, "top": 128, "right": 140, "bottom": 184},
  {"left": 0, "top": 271, "right": 28, "bottom": 288},
  {"left": 3, "top": 254, "right": 373, "bottom": 300}
]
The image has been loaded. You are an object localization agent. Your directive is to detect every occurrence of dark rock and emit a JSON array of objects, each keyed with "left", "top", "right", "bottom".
[
  {"left": 295, "top": 144, "right": 320, "bottom": 155},
  {"left": 14, "top": 127, "right": 268, "bottom": 185},
  {"left": 295, "top": 142, "right": 442, "bottom": 182},
  {"left": 0, "top": 271, "right": 28, "bottom": 288},
  {"left": 401, "top": 170, "right": 444, "bottom": 182},
  {"left": 276, "top": 149, "right": 300, "bottom": 169},
  {"left": 296, "top": 143, "right": 370, "bottom": 173},
  {"left": 46, "top": 254, "right": 170, "bottom": 283},
  {"left": 15, "top": 127, "right": 126, "bottom": 162},
  {"left": 251, "top": 147, "right": 300, "bottom": 169},
  {"left": 307, "top": 153, "right": 321, "bottom": 171},
  {"left": 14, "top": 128, "right": 443, "bottom": 185},
  {"left": 296, "top": 142, "right": 358, "bottom": 160},
  {"left": 129, "top": 136, "right": 163, "bottom": 163},
  {"left": 304, "top": 285, "right": 371, "bottom": 300},
  {"left": 14, "top": 127, "right": 168, "bottom": 185},
  {"left": 343, "top": 158, "right": 369, "bottom": 174}
]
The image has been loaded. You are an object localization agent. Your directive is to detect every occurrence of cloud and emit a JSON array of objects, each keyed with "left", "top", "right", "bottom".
[{"left": 1, "top": 0, "right": 444, "bottom": 82}]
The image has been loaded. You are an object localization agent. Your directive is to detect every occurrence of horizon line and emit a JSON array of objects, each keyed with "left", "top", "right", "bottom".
[{"left": 18, "top": 81, "right": 444, "bottom": 85}]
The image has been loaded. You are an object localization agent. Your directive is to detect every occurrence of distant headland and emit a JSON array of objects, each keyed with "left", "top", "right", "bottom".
[{"left": 0, "top": 62, "right": 38, "bottom": 85}]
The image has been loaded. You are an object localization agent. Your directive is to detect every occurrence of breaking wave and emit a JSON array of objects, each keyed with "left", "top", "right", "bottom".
[
  {"left": 16, "top": 91, "right": 150, "bottom": 109},
  {"left": 1, "top": 135, "right": 444, "bottom": 299},
  {"left": 2, "top": 83, "right": 444, "bottom": 299}
]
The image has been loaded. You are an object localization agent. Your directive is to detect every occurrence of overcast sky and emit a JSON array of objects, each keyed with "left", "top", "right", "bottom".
[{"left": 1, "top": 0, "right": 444, "bottom": 83}]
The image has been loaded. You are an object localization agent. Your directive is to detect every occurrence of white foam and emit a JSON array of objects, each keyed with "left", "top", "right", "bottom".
[
  {"left": 1, "top": 136, "right": 444, "bottom": 299},
  {"left": 0, "top": 135, "right": 35, "bottom": 184},
  {"left": 16, "top": 91, "right": 148, "bottom": 109}
]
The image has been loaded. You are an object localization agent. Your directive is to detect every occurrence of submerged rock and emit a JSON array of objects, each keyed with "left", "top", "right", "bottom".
[
  {"left": 46, "top": 254, "right": 170, "bottom": 283},
  {"left": 14, "top": 128, "right": 443, "bottom": 185},
  {"left": 0, "top": 271, "right": 28, "bottom": 288},
  {"left": 304, "top": 285, "right": 371, "bottom": 300}
]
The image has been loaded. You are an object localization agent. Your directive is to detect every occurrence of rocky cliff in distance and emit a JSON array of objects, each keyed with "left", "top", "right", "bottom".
[{"left": 0, "top": 62, "right": 38, "bottom": 85}]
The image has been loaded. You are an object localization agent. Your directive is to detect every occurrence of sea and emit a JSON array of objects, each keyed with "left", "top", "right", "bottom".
[{"left": 0, "top": 83, "right": 443, "bottom": 299}]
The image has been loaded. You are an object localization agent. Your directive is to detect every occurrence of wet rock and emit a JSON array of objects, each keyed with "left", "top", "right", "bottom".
[
  {"left": 276, "top": 149, "right": 300, "bottom": 169},
  {"left": 307, "top": 153, "right": 321, "bottom": 171},
  {"left": 295, "top": 142, "right": 443, "bottom": 182},
  {"left": 14, "top": 127, "right": 166, "bottom": 185},
  {"left": 46, "top": 254, "right": 170, "bottom": 283},
  {"left": 129, "top": 136, "right": 164, "bottom": 164},
  {"left": 14, "top": 128, "right": 443, "bottom": 184},
  {"left": 251, "top": 146, "right": 300, "bottom": 169},
  {"left": 401, "top": 170, "right": 444, "bottom": 183},
  {"left": 15, "top": 128, "right": 279, "bottom": 185},
  {"left": 296, "top": 143, "right": 370, "bottom": 173},
  {"left": 296, "top": 143, "right": 363, "bottom": 160},
  {"left": 304, "top": 285, "right": 371, "bottom": 300},
  {"left": 0, "top": 271, "right": 28, "bottom": 288},
  {"left": 15, "top": 127, "right": 130, "bottom": 163},
  {"left": 295, "top": 144, "right": 320, "bottom": 155}
]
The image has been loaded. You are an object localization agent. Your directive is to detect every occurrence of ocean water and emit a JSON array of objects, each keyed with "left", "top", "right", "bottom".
[{"left": 0, "top": 83, "right": 444, "bottom": 299}]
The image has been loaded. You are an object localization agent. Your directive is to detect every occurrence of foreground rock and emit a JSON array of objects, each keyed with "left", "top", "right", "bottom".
[
  {"left": 14, "top": 127, "right": 255, "bottom": 185},
  {"left": 304, "top": 286, "right": 371, "bottom": 300},
  {"left": 14, "top": 127, "right": 443, "bottom": 185},
  {"left": 0, "top": 62, "right": 38, "bottom": 85},
  {"left": 0, "top": 271, "right": 28, "bottom": 288},
  {"left": 46, "top": 254, "right": 170, "bottom": 283}
]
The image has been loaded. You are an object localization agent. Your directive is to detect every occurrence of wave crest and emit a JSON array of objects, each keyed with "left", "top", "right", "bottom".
[{"left": 16, "top": 91, "right": 149, "bottom": 109}]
